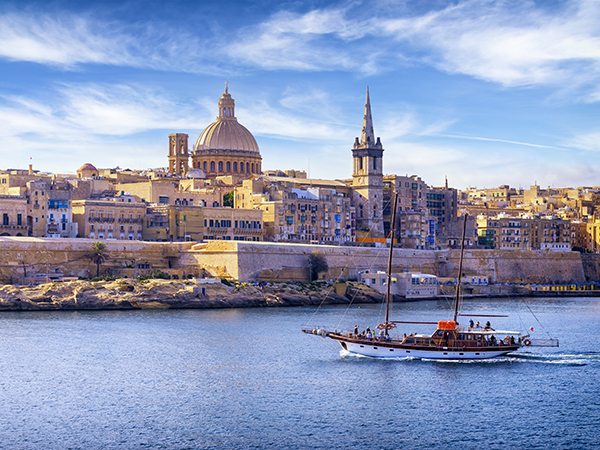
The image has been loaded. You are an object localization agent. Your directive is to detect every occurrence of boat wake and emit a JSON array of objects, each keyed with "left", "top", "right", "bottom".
[
  {"left": 340, "top": 349, "right": 600, "bottom": 365},
  {"left": 510, "top": 351, "right": 600, "bottom": 366}
]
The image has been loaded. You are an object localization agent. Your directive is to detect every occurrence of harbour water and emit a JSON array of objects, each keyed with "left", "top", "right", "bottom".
[{"left": 0, "top": 296, "right": 598, "bottom": 449}]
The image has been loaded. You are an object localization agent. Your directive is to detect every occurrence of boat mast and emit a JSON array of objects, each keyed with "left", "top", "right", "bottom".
[
  {"left": 385, "top": 192, "right": 399, "bottom": 325},
  {"left": 453, "top": 213, "right": 468, "bottom": 323}
]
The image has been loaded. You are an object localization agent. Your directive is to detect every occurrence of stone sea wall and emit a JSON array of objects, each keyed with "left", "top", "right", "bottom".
[
  {"left": 188, "top": 241, "right": 590, "bottom": 284},
  {"left": 0, "top": 237, "right": 596, "bottom": 285}
]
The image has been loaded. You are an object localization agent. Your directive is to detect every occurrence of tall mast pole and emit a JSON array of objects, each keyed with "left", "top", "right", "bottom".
[
  {"left": 453, "top": 214, "right": 468, "bottom": 323},
  {"left": 385, "top": 192, "right": 399, "bottom": 325}
]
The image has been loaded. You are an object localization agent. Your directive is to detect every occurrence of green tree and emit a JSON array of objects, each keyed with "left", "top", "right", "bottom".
[
  {"left": 223, "top": 191, "right": 234, "bottom": 207},
  {"left": 308, "top": 251, "right": 329, "bottom": 281},
  {"left": 86, "top": 242, "right": 108, "bottom": 277}
]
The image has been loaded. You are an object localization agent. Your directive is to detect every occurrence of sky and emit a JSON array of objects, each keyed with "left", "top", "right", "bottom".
[{"left": 0, "top": 0, "right": 599, "bottom": 190}]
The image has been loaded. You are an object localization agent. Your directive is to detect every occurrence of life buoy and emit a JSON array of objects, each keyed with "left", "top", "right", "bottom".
[
  {"left": 377, "top": 323, "right": 386, "bottom": 330},
  {"left": 377, "top": 323, "right": 397, "bottom": 330},
  {"left": 504, "top": 336, "right": 511, "bottom": 345},
  {"left": 523, "top": 339, "right": 531, "bottom": 346}
]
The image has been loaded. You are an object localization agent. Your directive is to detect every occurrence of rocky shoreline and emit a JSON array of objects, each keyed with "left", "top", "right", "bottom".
[{"left": 0, "top": 279, "right": 385, "bottom": 311}]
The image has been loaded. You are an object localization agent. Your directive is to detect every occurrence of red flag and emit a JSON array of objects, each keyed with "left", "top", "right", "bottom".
[{"left": 530, "top": 327, "right": 534, "bottom": 332}]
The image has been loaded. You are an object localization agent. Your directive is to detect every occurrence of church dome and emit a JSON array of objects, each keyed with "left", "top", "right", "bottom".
[
  {"left": 78, "top": 163, "right": 97, "bottom": 172},
  {"left": 194, "top": 120, "right": 259, "bottom": 153},
  {"left": 193, "top": 84, "right": 260, "bottom": 154}
]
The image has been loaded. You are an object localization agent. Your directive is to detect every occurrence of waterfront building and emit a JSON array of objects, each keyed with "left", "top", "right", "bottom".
[
  {"left": 72, "top": 194, "right": 146, "bottom": 240},
  {"left": 0, "top": 194, "right": 28, "bottom": 236},
  {"left": 144, "top": 205, "right": 204, "bottom": 242},
  {"left": 202, "top": 207, "right": 263, "bottom": 241},
  {"left": 234, "top": 175, "right": 355, "bottom": 244},
  {"left": 476, "top": 214, "right": 571, "bottom": 250}
]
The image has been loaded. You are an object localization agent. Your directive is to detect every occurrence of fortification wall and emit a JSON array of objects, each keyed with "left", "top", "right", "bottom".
[
  {"left": 0, "top": 237, "right": 196, "bottom": 283},
  {"left": 188, "top": 242, "right": 589, "bottom": 284},
  {"left": 0, "top": 238, "right": 593, "bottom": 285}
]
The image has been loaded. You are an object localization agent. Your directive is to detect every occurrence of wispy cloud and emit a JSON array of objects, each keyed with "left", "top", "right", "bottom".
[
  {"left": 438, "top": 133, "right": 560, "bottom": 149},
  {"left": 3, "top": 1, "right": 600, "bottom": 100},
  {"left": 0, "top": 83, "right": 212, "bottom": 170},
  {"left": 0, "top": 11, "right": 221, "bottom": 73},
  {"left": 226, "top": 8, "right": 376, "bottom": 73},
  {"left": 380, "top": 0, "right": 600, "bottom": 89},
  {"left": 566, "top": 131, "right": 600, "bottom": 152}
]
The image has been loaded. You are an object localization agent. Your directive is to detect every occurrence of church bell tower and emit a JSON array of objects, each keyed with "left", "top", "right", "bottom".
[
  {"left": 168, "top": 133, "right": 189, "bottom": 176},
  {"left": 352, "top": 87, "right": 384, "bottom": 237}
]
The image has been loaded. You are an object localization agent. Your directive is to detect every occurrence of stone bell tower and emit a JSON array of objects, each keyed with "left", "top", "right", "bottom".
[
  {"left": 168, "top": 133, "right": 189, "bottom": 176},
  {"left": 352, "top": 87, "right": 384, "bottom": 237}
]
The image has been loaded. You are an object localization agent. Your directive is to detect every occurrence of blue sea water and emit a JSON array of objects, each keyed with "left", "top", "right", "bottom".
[{"left": 0, "top": 296, "right": 598, "bottom": 449}]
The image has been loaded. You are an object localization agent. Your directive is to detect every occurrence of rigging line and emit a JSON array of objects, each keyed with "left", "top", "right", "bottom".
[
  {"left": 303, "top": 193, "right": 398, "bottom": 330},
  {"left": 521, "top": 297, "right": 553, "bottom": 338}
]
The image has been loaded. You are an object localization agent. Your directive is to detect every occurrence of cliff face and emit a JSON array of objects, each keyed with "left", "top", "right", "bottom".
[{"left": 0, "top": 280, "right": 384, "bottom": 311}]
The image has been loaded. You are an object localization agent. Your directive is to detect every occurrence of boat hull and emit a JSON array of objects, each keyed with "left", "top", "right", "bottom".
[{"left": 332, "top": 335, "right": 518, "bottom": 360}]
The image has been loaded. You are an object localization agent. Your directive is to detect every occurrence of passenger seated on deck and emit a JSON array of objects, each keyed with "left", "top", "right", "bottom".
[
  {"left": 510, "top": 336, "right": 516, "bottom": 345},
  {"left": 469, "top": 319, "right": 474, "bottom": 330},
  {"left": 490, "top": 335, "right": 497, "bottom": 345},
  {"left": 366, "top": 327, "right": 371, "bottom": 335},
  {"left": 484, "top": 321, "right": 494, "bottom": 331},
  {"left": 475, "top": 321, "right": 481, "bottom": 329}
]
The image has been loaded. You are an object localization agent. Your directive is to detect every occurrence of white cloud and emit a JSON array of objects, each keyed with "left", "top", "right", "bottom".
[
  {"left": 566, "top": 132, "right": 600, "bottom": 152},
  {"left": 382, "top": 0, "right": 600, "bottom": 88},
  {"left": 225, "top": 7, "right": 378, "bottom": 73},
  {"left": 0, "top": 11, "right": 221, "bottom": 73},
  {"left": 0, "top": 83, "right": 213, "bottom": 172}
]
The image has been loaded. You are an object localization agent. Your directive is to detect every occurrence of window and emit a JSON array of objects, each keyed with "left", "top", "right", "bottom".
[
  {"left": 211, "top": 161, "right": 215, "bottom": 171},
  {"left": 203, "top": 161, "right": 207, "bottom": 171},
  {"left": 17, "top": 214, "right": 22, "bottom": 226},
  {"left": 218, "top": 161, "right": 223, "bottom": 171},
  {"left": 226, "top": 162, "right": 231, "bottom": 171},
  {"left": 233, "top": 162, "right": 238, "bottom": 172},
  {"left": 159, "top": 196, "right": 169, "bottom": 205},
  {"left": 2, "top": 213, "right": 8, "bottom": 225}
]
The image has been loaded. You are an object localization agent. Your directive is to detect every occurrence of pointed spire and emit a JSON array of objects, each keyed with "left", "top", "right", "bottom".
[
  {"left": 361, "top": 86, "right": 375, "bottom": 145},
  {"left": 225, "top": 80, "right": 228, "bottom": 94}
]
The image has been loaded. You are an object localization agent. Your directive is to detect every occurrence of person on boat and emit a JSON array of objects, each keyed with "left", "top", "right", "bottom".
[
  {"left": 484, "top": 321, "right": 494, "bottom": 331},
  {"left": 510, "top": 336, "right": 516, "bottom": 345},
  {"left": 354, "top": 325, "right": 359, "bottom": 336},
  {"left": 490, "top": 335, "right": 497, "bottom": 345},
  {"left": 366, "top": 327, "right": 371, "bottom": 335},
  {"left": 469, "top": 319, "right": 474, "bottom": 330},
  {"left": 475, "top": 321, "right": 481, "bottom": 329}
]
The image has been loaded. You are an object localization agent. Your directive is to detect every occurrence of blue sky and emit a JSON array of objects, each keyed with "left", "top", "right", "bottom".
[{"left": 0, "top": 0, "right": 599, "bottom": 190}]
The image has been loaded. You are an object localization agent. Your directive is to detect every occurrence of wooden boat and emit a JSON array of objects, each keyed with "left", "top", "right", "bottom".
[{"left": 303, "top": 196, "right": 559, "bottom": 360}]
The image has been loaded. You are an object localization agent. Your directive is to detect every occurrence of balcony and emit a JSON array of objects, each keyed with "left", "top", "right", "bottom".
[
  {"left": 206, "top": 227, "right": 228, "bottom": 234},
  {"left": 233, "top": 228, "right": 263, "bottom": 236}
]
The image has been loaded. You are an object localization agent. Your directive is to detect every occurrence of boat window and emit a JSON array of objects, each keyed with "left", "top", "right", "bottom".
[
  {"left": 467, "top": 335, "right": 473, "bottom": 340},
  {"left": 405, "top": 338, "right": 414, "bottom": 344},
  {"left": 434, "top": 330, "right": 444, "bottom": 337},
  {"left": 457, "top": 334, "right": 464, "bottom": 340}
]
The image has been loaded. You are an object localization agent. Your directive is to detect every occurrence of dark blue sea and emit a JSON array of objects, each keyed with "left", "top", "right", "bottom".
[{"left": 0, "top": 296, "right": 598, "bottom": 449}]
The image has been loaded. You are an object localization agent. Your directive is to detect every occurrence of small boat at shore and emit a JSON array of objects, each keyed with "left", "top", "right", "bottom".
[{"left": 303, "top": 200, "right": 559, "bottom": 360}]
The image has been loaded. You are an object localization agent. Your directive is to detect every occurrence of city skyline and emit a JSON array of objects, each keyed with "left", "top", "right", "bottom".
[{"left": 0, "top": 0, "right": 599, "bottom": 190}]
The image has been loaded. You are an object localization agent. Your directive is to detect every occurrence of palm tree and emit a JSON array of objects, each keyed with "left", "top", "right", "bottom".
[{"left": 86, "top": 242, "right": 108, "bottom": 277}]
